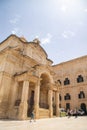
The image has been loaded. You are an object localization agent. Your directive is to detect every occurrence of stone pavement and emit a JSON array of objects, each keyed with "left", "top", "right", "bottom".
[{"left": 0, "top": 116, "right": 87, "bottom": 130}]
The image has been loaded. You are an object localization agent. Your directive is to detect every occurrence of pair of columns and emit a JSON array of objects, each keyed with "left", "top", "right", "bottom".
[
  {"left": 18, "top": 80, "right": 40, "bottom": 119},
  {"left": 48, "top": 88, "right": 59, "bottom": 117}
]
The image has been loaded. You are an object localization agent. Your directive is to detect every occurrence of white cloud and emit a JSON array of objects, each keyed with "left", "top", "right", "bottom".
[
  {"left": 11, "top": 28, "right": 22, "bottom": 35},
  {"left": 41, "top": 33, "right": 52, "bottom": 45},
  {"left": 35, "top": 35, "right": 39, "bottom": 39},
  {"left": 62, "top": 30, "right": 75, "bottom": 39},
  {"left": 9, "top": 15, "right": 21, "bottom": 24}
]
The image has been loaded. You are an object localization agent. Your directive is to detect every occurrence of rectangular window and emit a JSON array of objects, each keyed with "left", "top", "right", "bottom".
[{"left": 66, "top": 103, "right": 70, "bottom": 110}]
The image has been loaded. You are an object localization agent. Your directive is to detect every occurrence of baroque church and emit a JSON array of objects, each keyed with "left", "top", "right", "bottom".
[
  {"left": 0, "top": 35, "right": 87, "bottom": 120},
  {"left": 0, "top": 35, "right": 59, "bottom": 120}
]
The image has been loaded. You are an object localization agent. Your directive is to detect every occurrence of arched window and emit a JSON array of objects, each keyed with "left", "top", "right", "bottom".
[
  {"left": 64, "top": 93, "right": 71, "bottom": 100},
  {"left": 77, "top": 75, "right": 84, "bottom": 83},
  {"left": 64, "top": 78, "right": 70, "bottom": 85},
  {"left": 66, "top": 103, "right": 70, "bottom": 110},
  {"left": 78, "top": 91, "right": 85, "bottom": 99}
]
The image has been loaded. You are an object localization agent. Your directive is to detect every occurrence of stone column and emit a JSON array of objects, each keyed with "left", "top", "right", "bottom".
[
  {"left": 8, "top": 81, "right": 18, "bottom": 117},
  {"left": 48, "top": 87, "right": 53, "bottom": 118},
  {"left": 9, "top": 81, "right": 18, "bottom": 107},
  {"left": 55, "top": 91, "right": 60, "bottom": 116},
  {"left": 0, "top": 73, "right": 12, "bottom": 118},
  {"left": 34, "top": 79, "right": 40, "bottom": 119},
  {"left": 18, "top": 80, "right": 29, "bottom": 120}
]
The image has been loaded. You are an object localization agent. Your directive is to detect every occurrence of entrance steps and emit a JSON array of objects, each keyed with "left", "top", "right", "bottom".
[{"left": 39, "top": 108, "right": 49, "bottom": 118}]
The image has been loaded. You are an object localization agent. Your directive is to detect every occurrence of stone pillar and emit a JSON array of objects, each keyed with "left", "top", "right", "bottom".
[
  {"left": 18, "top": 80, "right": 29, "bottom": 120},
  {"left": 48, "top": 88, "right": 53, "bottom": 118},
  {"left": 9, "top": 81, "right": 18, "bottom": 107},
  {"left": 0, "top": 73, "right": 12, "bottom": 118},
  {"left": 55, "top": 91, "right": 60, "bottom": 116},
  {"left": 8, "top": 81, "right": 18, "bottom": 118},
  {"left": 34, "top": 79, "right": 40, "bottom": 119}
]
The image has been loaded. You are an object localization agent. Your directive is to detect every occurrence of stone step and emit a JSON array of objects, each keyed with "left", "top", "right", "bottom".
[{"left": 39, "top": 108, "right": 49, "bottom": 118}]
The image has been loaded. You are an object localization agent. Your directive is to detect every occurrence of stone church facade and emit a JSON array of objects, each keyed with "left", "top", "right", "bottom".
[
  {"left": 0, "top": 35, "right": 59, "bottom": 120},
  {"left": 53, "top": 57, "right": 87, "bottom": 114},
  {"left": 0, "top": 35, "right": 87, "bottom": 120}
]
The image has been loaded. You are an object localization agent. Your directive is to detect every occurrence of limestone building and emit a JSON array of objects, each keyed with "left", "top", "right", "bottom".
[
  {"left": 0, "top": 34, "right": 87, "bottom": 120},
  {"left": 53, "top": 57, "right": 87, "bottom": 114},
  {"left": 0, "top": 35, "right": 59, "bottom": 120}
]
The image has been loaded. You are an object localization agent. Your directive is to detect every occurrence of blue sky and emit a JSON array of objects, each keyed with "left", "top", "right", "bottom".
[{"left": 0, "top": 0, "right": 87, "bottom": 64}]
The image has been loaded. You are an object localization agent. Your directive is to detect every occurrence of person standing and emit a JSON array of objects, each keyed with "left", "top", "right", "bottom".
[
  {"left": 67, "top": 109, "right": 71, "bottom": 118},
  {"left": 30, "top": 109, "right": 36, "bottom": 122},
  {"left": 75, "top": 108, "right": 78, "bottom": 118}
]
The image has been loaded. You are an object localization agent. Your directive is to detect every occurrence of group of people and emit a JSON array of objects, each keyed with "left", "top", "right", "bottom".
[
  {"left": 30, "top": 108, "right": 79, "bottom": 122},
  {"left": 67, "top": 108, "right": 78, "bottom": 118}
]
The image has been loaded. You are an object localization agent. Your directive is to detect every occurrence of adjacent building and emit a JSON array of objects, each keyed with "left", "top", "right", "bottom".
[{"left": 53, "top": 57, "right": 87, "bottom": 114}]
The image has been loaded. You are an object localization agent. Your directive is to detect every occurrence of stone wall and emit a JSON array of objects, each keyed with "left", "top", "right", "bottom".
[{"left": 53, "top": 56, "right": 87, "bottom": 111}]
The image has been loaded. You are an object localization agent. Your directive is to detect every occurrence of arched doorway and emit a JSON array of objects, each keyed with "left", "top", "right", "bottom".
[
  {"left": 80, "top": 103, "right": 87, "bottom": 115},
  {"left": 39, "top": 73, "right": 51, "bottom": 109}
]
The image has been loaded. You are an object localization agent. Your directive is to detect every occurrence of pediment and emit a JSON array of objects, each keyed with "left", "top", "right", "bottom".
[
  {"left": 27, "top": 39, "right": 53, "bottom": 65},
  {"left": 0, "top": 35, "right": 53, "bottom": 65},
  {"left": 0, "top": 35, "right": 24, "bottom": 52},
  {"left": 29, "top": 41, "right": 48, "bottom": 58}
]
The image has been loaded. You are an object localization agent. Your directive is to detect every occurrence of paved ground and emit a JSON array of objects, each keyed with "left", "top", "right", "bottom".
[{"left": 0, "top": 116, "right": 87, "bottom": 130}]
